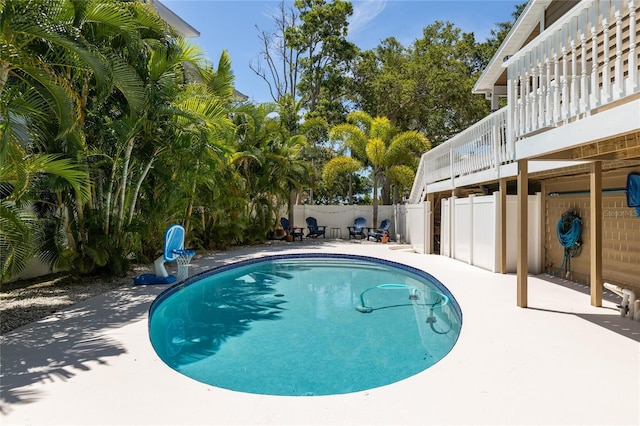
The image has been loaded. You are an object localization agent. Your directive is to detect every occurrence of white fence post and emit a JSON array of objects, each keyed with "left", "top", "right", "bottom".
[
  {"left": 441, "top": 198, "right": 450, "bottom": 257},
  {"left": 424, "top": 200, "right": 430, "bottom": 254}
]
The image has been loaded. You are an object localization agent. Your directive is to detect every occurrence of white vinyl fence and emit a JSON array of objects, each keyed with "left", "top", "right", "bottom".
[
  {"left": 291, "top": 203, "right": 435, "bottom": 255},
  {"left": 440, "top": 193, "right": 542, "bottom": 273},
  {"left": 291, "top": 204, "right": 397, "bottom": 239},
  {"left": 402, "top": 202, "right": 431, "bottom": 254}
]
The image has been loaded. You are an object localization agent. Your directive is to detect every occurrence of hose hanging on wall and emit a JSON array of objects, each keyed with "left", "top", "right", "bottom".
[{"left": 551, "top": 210, "right": 582, "bottom": 278}]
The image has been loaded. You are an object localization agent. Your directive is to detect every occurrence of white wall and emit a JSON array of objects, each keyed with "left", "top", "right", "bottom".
[
  {"left": 290, "top": 205, "right": 397, "bottom": 239},
  {"left": 439, "top": 193, "right": 542, "bottom": 273},
  {"left": 472, "top": 195, "right": 498, "bottom": 271},
  {"left": 403, "top": 202, "right": 431, "bottom": 253},
  {"left": 441, "top": 199, "right": 450, "bottom": 257},
  {"left": 8, "top": 257, "right": 60, "bottom": 283},
  {"left": 453, "top": 198, "right": 472, "bottom": 264}
]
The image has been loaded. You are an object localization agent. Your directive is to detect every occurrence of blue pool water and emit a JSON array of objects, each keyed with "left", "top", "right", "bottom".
[{"left": 148, "top": 254, "right": 462, "bottom": 396}]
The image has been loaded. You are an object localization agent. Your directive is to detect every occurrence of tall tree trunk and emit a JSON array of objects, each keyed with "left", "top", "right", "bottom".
[
  {"left": 372, "top": 172, "right": 379, "bottom": 227},
  {"left": 127, "top": 153, "right": 157, "bottom": 225},
  {"left": 0, "top": 62, "right": 9, "bottom": 97},
  {"left": 74, "top": 189, "right": 86, "bottom": 257},
  {"left": 184, "top": 183, "right": 196, "bottom": 235},
  {"left": 184, "top": 159, "right": 201, "bottom": 234},
  {"left": 392, "top": 185, "right": 400, "bottom": 204},
  {"left": 381, "top": 177, "right": 391, "bottom": 205},
  {"left": 309, "top": 159, "right": 314, "bottom": 203},
  {"left": 103, "top": 156, "right": 119, "bottom": 235},
  {"left": 288, "top": 189, "right": 296, "bottom": 225},
  {"left": 117, "top": 137, "right": 135, "bottom": 232},
  {"left": 59, "top": 191, "right": 76, "bottom": 251}
]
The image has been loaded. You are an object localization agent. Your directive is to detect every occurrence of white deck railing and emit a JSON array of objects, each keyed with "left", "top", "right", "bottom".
[
  {"left": 409, "top": 107, "right": 511, "bottom": 203},
  {"left": 409, "top": 0, "right": 638, "bottom": 204},
  {"left": 507, "top": 0, "right": 638, "bottom": 138}
]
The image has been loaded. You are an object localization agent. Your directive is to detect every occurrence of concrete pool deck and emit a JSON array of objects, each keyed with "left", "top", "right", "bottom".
[{"left": 1, "top": 240, "right": 639, "bottom": 425}]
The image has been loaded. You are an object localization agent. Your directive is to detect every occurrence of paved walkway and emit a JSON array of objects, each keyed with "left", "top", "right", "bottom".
[{"left": 2, "top": 240, "right": 639, "bottom": 425}]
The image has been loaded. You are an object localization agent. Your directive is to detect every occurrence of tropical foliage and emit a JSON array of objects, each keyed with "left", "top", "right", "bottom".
[
  {"left": 0, "top": 0, "right": 523, "bottom": 283},
  {"left": 350, "top": 21, "right": 493, "bottom": 146},
  {"left": 324, "top": 111, "right": 430, "bottom": 225},
  {"left": 0, "top": 0, "right": 307, "bottom": 281}
]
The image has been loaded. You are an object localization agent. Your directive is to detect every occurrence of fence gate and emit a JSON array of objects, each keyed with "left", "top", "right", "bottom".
[{"left": 404, "top": 201, "right": 431, "bottom": 254}]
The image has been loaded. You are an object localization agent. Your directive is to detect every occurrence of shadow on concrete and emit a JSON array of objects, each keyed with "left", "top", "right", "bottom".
[
  {"left": 0, "top": 285, "right": 164, "bottom": 414},
  {"left": 535, "top": 273, "right": 624, "bottom": 304},
  {"left": 531, "top": 274, "right": 640, "bottom": 341},
  {"left": 528, "top": 306, "right": 640, "bottom": 343},
  {"left": 0, "top": 239, "right": 352, "bottom": 413}
]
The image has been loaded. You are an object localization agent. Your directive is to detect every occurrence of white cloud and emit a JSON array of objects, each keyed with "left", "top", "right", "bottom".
[{"left": 349, "top": 0, "right": 387, "bottom": 36}]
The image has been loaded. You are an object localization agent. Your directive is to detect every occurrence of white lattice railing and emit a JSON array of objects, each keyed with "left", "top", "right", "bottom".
[
  {"left": 507, "top": 0, "right": 638, "bottom": 138},
  {"left": 409, "top": 0, "right": 639, "bottom": 204},
  {"left": 408, "top": 107, "right": 511, "bottom": 203}
]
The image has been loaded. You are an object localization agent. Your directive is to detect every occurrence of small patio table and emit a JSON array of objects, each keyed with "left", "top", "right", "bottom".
[{"left": 330, "top": 227, "right": 342, "bottom": 239}]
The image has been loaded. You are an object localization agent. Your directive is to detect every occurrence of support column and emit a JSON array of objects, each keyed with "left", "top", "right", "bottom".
[
  {"left": 498, "top": 178, "right": 508, "bottom": 274},
  {"left": 517, "top": 160, "right": 528, "bottom": 308},
  {"left": 540, "top": 181, "right": 547, "bottom": 274},
  {"left": 590, "top": 161, "right": 603, "bottom": 306},
  {"left": 427, "top": 193, "right": 435, "bottom": 254}
]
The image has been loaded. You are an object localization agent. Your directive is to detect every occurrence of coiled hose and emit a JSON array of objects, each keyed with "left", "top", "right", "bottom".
[{"left": 551, "top": 211, "right": 582, "bottom": 277}]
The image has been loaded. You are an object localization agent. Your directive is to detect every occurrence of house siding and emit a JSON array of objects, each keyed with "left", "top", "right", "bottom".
[
  {"left": 544, "top": 0, "right": 580, "bottom": 29},
  {"left": 544, "top": 164, "right": 640, "bottom": 291}
]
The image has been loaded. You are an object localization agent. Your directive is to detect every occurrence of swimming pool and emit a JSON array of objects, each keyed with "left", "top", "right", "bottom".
[{"left": 148, "top": 254, "right": 462, "bottom": 396}]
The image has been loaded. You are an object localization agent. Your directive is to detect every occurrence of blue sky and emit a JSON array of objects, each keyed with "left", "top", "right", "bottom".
[{"left": 162, "top": 0, "right": 523, "bottom": 103}]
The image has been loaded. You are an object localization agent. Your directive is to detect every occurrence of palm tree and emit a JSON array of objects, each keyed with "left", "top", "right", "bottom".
[
  {"left": 229, "top": 101, "right": 311, "bottom": 239},
  {"left": 1, "top": 0, "right": 220, "bottom": 275},
  {"left": 0, "top": 0, "right": 113, "bottom": 279},
  {"left": 324, "top": 111, "right": 430, "bottom": 225},
  {"left": 0, "top": 0, "right": 110, "bottom": 145},
  {"left": 0, "top": 143, "right": 89, "bottom": 282},
  {"left": 24, "top": 0, "right": 179, "bottom": 274}
]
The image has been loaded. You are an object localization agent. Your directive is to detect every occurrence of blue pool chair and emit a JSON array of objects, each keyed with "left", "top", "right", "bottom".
[
  {"left": 348, "top": 217, "right": 367, "bottom": 239},
  {"left": 280, "top": 217, "right": 304, "bottom": 241},
  {"left": 305, "top": 217, "right": 326, "bottom": 238},
  {"left": 367, "top": 219, "right": 392, "bottom": 242}
]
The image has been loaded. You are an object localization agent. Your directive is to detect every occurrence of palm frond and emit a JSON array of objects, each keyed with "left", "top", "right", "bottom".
[
  {"left": 207, "top": 50, "right": 236, "bottom": 101},
  {"left": 0, "top": 200, "right": 40, "bottom": 282},
  {"left": 108, "top": 53, "right": 145, "bottom": 112},
  {"left": 13, "top": 19, "right": 110, "bottom": 89},
  {"left": 5, "top": 154, "right": 90, "bottom": 202},
  {"left": 16, "top": 64, "right": 76, "bottom": 134},
  {"left": 329, "top": 123, "right": 367, "bottom": 158},
  {"left": 386, "top": 164, "right": 415, "bottom": 188},
  {"left": 386, "top": 131, "right": 431, "bottom": 165},
  {"left": 83, "top": 0, "right": 139, "bottom": 41},
  {"left": 322, "top": 156, "right": 361, "bottom": 186},
  {"left": 366, "top": 137, "right": 386, "bottom": 166}
]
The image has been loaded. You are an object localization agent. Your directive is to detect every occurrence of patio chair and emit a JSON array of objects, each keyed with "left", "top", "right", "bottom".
[
  {"left": 348, "top": 217, "right": 367, "bottom": 239},
  {"left": 305, "top": 217, "right": 326, "bottom": 238},
  {"left": 367, "top": 219, "right": 392, "bottom": 242},
  {"left": 280, "top": 217, "right": 304, "bottom": 241}
]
